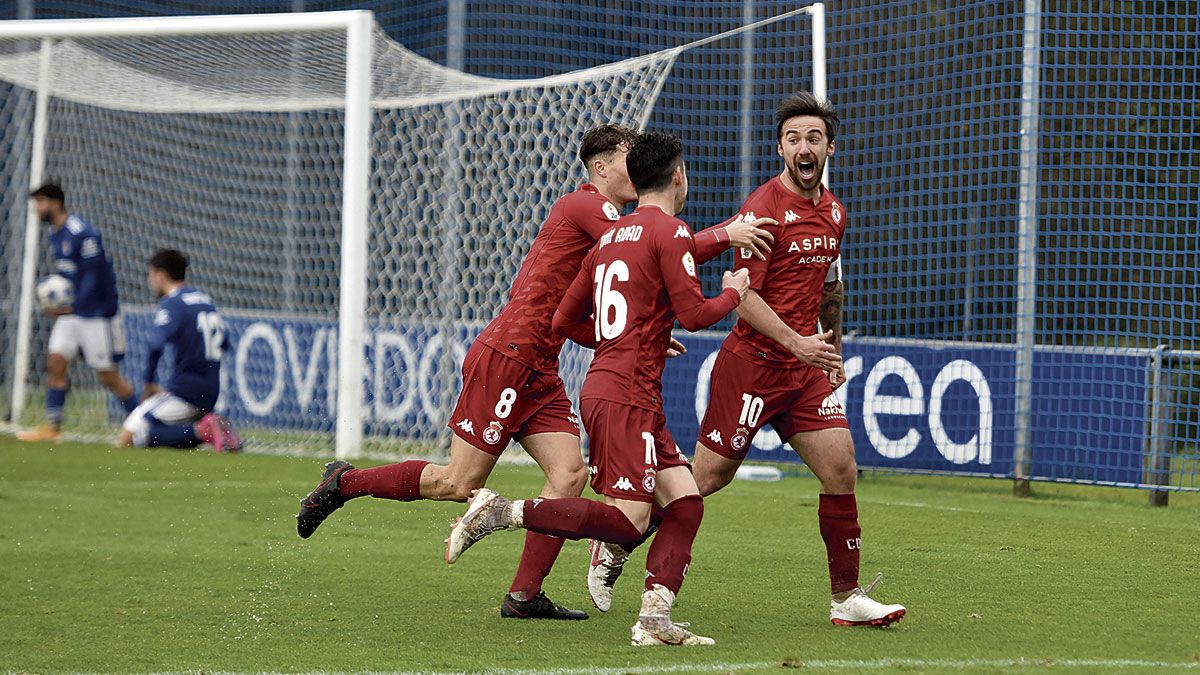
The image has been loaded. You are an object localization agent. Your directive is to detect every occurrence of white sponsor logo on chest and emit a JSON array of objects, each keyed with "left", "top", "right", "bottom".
[{"left": 787, "top": 235, "right": 839, "bottom": 253}]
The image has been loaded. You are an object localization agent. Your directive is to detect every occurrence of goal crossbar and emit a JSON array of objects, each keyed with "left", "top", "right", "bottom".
[{"left": 2, "top": 10, "right": 375, "bottom": 458}]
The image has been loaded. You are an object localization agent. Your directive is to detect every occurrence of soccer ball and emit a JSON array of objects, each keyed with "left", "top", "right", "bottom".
[{"left": 36, "top": 275, "right": 74, "bottom": 310}]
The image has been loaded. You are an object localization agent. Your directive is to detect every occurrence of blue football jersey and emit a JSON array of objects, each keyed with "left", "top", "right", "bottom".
[
  {"left": 49, "top": 214, "right": 119, "bottom": 318},
  {"left": 145, "top": 284, "right": 228, "bottom": 412}
]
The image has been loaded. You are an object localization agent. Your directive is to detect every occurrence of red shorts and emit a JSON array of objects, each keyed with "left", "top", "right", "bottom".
[
  {"left": 582, "top": 398, "right": 691, "bottom": 503},
  {"left": 699, "top": 347, "right": 848, "bottom": 461},
  {"left": 447, "top": 342, "right": 580, "bottom": 456}
]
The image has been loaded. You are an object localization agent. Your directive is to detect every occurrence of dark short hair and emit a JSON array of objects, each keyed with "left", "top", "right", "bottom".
[
  {"left": 626, "top": 131, "right": 683, "bottom": 193},
  {"left": 775, "top": 91, "right": 840, "bottom": 142},
  {"left": 149, "top": 249, "right": 188, "bottom": 281},
  {"left": 578, "top": 124, "right": 638, "bottom": 168},
  {"left": 30, "top": 183, "right": 65, "bottom": 203}
]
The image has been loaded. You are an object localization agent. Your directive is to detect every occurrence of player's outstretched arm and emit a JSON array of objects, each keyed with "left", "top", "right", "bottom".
[
  {"left": 693, "top": 216, "right": 777, "bottom": 264},
  {"left": 551, "top": 261, "right": 600, "bottom": 349},
  {"left": 658, "top": 234, "right": 745, "bottom": 331},
  {"left": 736, "top": 291, "right": 841, "bottom": 372}
]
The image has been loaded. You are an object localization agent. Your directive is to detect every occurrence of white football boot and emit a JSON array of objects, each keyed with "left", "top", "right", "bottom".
[
  {"left": 587, "top": 539, "right": 629, "bottom": 612},
  {"left": 445, "top": 488, "right": 517, "bottom": 564},
  {"left": 630, "top": 584, "right": 715, "bottom": 646},
  {"left": 830, "top": 573, "right": 906, "bottom": 627}
]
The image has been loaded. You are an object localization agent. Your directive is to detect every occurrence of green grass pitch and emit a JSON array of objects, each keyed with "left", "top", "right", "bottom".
[{"left": 2, "top": 439, "right": 1198, "bottom": 673}]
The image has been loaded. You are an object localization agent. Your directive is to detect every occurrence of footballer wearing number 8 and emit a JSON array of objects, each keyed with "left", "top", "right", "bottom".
[
  {"left": 294, "top": 125, "right": 776, "bottom": 620},
  {"left": 446, "top": 131, "right": 749, "bottom": 646},
  {"left": 588, "top": 92, "right": 907, "bottom": 628}
]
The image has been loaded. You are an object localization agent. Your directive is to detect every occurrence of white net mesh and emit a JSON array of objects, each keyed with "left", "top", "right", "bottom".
[{"left": 0, "top": 20, "right": 679, "bottom": 456}]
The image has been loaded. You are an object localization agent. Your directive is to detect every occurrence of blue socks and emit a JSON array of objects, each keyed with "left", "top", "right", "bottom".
[
  {"left": 46, "top": 387, "right": 67, "bottom": 428},
  {"left": 148, "top": 423, "right": 201, "bottom": 449}
]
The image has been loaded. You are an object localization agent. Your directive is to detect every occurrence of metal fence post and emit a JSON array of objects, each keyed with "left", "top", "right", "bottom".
[{"left": 1147, "top": 345, "right": 1172, "bottom": 507}]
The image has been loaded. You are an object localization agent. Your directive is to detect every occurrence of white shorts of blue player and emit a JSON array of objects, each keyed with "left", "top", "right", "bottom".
[
  {"left": 48, "top": 313, "right": 126, "bottom": 369},
  {"left": 122, "top": 392, "right": 202, "bottom": 448}
]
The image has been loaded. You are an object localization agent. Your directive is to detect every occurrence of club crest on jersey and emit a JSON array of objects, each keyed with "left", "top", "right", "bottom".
[
  {"left": 682, "top": 251, "right": 696, "bottom": 277},
  {"left": 731, "top": 427, "right": 750, "bottom": 452},
  {"left": 603, "top": 201, "right": 620, "bottom": 221},
  {"left": 642, "top": 468, "right": 657, "bottom": 492},
  {"left": 483, "top": 421, "right": 503, "bottom": 445},
  {"left": 831, "top": 203, "right": 842, "bottom": 224}
]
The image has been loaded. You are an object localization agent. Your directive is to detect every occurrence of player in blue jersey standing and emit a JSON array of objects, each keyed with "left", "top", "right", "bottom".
[
  {"left": 116, "top": 249, "right": 242, "bottom": 453},
  {"left": 19, "top": 184, "right": 138, "bottom": 443}
]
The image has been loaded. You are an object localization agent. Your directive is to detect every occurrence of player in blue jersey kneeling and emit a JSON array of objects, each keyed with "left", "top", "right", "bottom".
[{"left": 117, "top": 249, "right": 242, "bottom": 453}]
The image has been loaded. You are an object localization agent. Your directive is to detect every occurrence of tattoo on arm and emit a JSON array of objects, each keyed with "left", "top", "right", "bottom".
[{"left": 819, "top": 281, "right": 844, "bottom": 353}]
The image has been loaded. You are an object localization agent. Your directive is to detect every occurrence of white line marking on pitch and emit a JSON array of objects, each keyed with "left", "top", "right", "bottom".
[{"left": 463, "top": 658, "right": 1200, "bottom": 673}]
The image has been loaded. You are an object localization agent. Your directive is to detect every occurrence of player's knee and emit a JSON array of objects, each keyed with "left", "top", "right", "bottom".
[
  {"left": 546, "top": 462, "right": 588, "bottom": 497},
  {"left": 694, "top": 467, "right": 733, "bottom": 497},
  {"left": 822, "top": 454, "right": 858, "bottom": 493}
]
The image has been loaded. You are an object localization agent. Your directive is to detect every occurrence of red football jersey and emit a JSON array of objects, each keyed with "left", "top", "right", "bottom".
[
  {"left": 477, "top": 184, "right": 736, "bottom": 373},
  {"left": 555, "top": 205, "right": 741, "bottom": 411},
  {"left": 475, "top": 184, "right": 622, "bottom": 371},
  {"left": 724, "top": 177, "right": 846, "bottom": 367}
]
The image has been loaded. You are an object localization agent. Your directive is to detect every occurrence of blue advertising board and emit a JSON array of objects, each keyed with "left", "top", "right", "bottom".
[{"left": 118, "top": 310, "right": 1150, "bottom": 486}]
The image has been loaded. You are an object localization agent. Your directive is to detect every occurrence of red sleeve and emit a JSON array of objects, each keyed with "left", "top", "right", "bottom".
[
  {"left": 692, "top": 215, "right": 733, "bottom": 265},
  {"left": 552, "top": 249, "right": 600, "bottom": 349},
  {"left": 656, "top": 223, "right": 740, "bottom": 331},
  {"left": 567, "top": 193, "right": 620, "bottom": 241},
  {"left": 731, "top": 198, "right": 778, "bottom": 291}
]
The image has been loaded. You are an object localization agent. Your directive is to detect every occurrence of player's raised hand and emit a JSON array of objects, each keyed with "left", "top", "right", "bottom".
[
  {"left": 666, "top": 337, "right": 687, "bottom": 358},
  {"left": 722, "top": 268, "right": 751, "bottom": 299},
  {"left": 724, "top": 217, "right": 777, "bottom": 260},
  {"left": 793, "top": 329, "right": 841, "bottom": 371}
]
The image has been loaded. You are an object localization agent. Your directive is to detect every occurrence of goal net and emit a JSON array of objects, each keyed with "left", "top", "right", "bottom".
[{"left": 0, "top": 12, "right": 680, "bottom": 457}]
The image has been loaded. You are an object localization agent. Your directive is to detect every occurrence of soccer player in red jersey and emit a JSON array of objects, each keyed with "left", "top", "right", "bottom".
[
  {"left": 295, "top": 125, "right": 774, "bottom": 620},
  {"left": 588, "top": 93, "right": 906, "bottom": 627},
  {"left": 445, "top": 131, "right": 748, "bottom": 646}
]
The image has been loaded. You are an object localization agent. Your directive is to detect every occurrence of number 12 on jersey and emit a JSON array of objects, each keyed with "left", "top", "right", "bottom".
[
  {"left": 196, "top": 311, "right": 225, "bottom": 362},
  {"left": 593, "top": 260, "right": 629, "bottom": 342}
]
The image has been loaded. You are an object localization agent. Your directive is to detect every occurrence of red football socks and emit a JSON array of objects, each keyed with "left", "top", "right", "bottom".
[
  {"left": 521, "top": 497, "right": 642, "bottom": 550},
  {"left": 644, "top": 494, "right": 704, "bottom": 594},
  {"left": 507, "top": 531, "right": 566, "bottom": 597},
  {"left": 818, "top": 493, "right": 862, "bottom": 594},
  {"left": 338, "top": 460, "right": 429, "bottom": 502}
]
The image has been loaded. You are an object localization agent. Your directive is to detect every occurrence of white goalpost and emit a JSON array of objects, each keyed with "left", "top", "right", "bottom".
[{"left": 0, "top": 6, "right": 824, "bottom": 460}]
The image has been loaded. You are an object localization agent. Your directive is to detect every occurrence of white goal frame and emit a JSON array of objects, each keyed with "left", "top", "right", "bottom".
[
  {"left": 1, "top": 5, "right": 826, "bottom": 460},
  {"left": 0, "top": 11, "right": 375, "bottom": 457}
]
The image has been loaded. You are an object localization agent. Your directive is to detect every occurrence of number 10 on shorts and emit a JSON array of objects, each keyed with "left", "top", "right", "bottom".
[
  {"left": 642, "top": 431, "right": 657, "bottom": 466},
  {"left": 740, "top": 393, "right": 764, "bottom": 427}
]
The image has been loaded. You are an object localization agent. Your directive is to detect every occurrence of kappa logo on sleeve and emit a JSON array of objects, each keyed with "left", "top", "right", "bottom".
[
  {"left": 80, "top": 237, "right": 100, "bottom": 258},
  {"left": 674, "top": 225, "right": 692, "bottom": 239}
]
